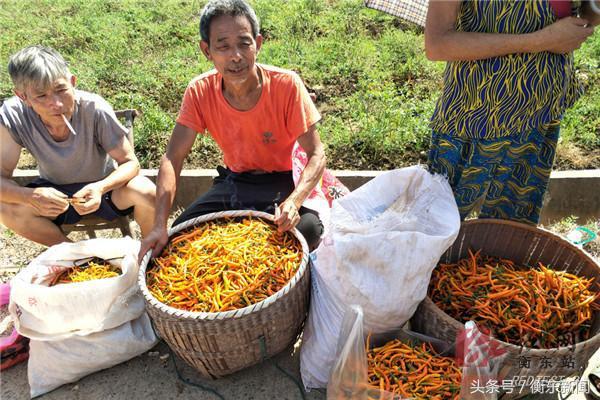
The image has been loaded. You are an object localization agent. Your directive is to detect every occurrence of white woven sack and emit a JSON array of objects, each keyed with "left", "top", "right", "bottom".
[
  {"left": 301, "top": 166, "right": 460, "bottom": 388},
  {"left": 9, "top": 237, "right": 144, "bottom": 340},
  {"left": 28, "top": 313, "right": 157, "bottom": 398}
]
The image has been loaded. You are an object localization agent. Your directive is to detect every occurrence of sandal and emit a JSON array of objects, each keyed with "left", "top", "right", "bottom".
[{"left": 587, "top": 369, "right": 600, "bottom": 399}]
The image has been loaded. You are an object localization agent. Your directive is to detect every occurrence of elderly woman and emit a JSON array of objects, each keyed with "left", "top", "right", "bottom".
[
  {"left": 426, "top": 0, "right": 598, "bottom": 224},
  {"left": 140, "top": 0, "right": 326, "bottom": 259},
  {"left": 0, "top": 46, "right": 156, "bottom": 245}
]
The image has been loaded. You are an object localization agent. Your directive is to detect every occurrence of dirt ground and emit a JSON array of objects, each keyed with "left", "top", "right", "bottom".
[{"left": 2, "top": 340, "right": 326, "bottom": 400}]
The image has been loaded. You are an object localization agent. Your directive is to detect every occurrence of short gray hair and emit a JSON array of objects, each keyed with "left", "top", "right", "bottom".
[
  {"left": 199, "top": 0, "right": 260, "bottom": 44},
  {"left": 8, "top": 45, "right": 71, "bottom": 92}
]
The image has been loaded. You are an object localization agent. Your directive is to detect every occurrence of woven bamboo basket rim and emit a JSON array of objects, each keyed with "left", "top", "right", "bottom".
[
  {"left": 458, "top": 218, "right": 597, "bottom": 262},
  {"left": 137, "top": 210, "right": 309, "bottom": 321},
  {"left": 427, "top": 218, "right": 600, "bottom": 355}
]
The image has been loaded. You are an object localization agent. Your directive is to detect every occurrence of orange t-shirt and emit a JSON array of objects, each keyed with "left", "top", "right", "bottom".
[{"left": 177, "top": 64, "right": 321, "bottom": 173}]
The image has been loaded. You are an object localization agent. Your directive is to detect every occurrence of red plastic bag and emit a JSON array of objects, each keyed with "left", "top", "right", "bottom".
[{"left": 0, "top": 282, "right": 29, "bottom": 370}]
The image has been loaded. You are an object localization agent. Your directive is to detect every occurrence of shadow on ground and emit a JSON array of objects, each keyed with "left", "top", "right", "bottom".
[{"left": 1, "top": 340, "right": 326, "bottom": 400}]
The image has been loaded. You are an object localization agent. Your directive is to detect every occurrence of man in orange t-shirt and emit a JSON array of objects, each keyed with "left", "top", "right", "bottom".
[{"left": 139, "top": 0, "right": 327, "bottom": 260}]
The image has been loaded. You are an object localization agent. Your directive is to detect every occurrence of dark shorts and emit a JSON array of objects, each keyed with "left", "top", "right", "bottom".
[
  {"left": 26, "top": 178, "right": 134, "bottom": 225},
  {"left": 173, "top": 166, "right": 324, "bottom": 249}
]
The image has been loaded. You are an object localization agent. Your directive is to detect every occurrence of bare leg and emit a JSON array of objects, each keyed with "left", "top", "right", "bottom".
[
  {"left": 0, "top": 202, "right": 69, "bottom": 246},
  {"left": 111, "top": 175, "right": 156, "bottom": 237}
]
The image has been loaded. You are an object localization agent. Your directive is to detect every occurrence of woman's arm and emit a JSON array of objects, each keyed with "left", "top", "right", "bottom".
[{"left": 425, "top": 0, "right": 594, "bottom": 61}]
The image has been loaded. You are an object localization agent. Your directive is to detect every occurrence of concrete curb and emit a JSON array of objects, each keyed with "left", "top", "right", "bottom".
[{"left": 12, "top": 168, "right": 600, "bottom": 224}]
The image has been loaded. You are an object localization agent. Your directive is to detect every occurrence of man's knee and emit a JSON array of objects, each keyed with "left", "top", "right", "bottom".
[
  {"left": 295, "top": 212, "right": 324, "bottom": 251},
  {"left": 127, "top": 175, "right": 156, "bottom": 198},
  {"left": 113, "top": 175, "right": 156, "bottom": 207},
  {"left": 0, "top": 201, "right": 35, "bottom": 224}
]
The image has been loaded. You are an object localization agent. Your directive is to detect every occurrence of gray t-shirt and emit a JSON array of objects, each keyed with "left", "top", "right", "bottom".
[{"left": 0, "top": 90, "right": 127, "bottom": 185}]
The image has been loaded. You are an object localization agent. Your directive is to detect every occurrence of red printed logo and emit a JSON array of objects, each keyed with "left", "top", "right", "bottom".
[{"left": 455, "top": 323, "right": 507, "bottom": 367}]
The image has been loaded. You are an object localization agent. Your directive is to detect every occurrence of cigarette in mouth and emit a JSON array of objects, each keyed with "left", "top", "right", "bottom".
[{"left": 62, "top": 114, "right": 77, "bottom": 136}]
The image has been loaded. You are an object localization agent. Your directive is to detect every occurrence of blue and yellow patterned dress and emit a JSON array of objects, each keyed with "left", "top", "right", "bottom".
[{"left": 428, "top": 0, "right": 582, "bottom": 224}]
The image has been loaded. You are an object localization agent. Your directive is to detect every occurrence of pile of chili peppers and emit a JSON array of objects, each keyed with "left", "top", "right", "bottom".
[
  {"left": 50, "top": 260, "right": 121, "bottom": 285},
  {"left": 146, "top": 217, "right": 302, "bottom": 313},
  {"left": 430, "top": 249, "right": 600, "bottom": 348},
  {"left": 366, "top": 336, "right": 462, "bottom": 399}
]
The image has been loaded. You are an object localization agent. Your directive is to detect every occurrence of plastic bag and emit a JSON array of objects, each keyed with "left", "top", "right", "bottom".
[
  {"left": 327, "top": 305, "right": 372, "bottom": 400},
  {"left": 0, "top": 282, "right": 19, "bottom": 350},
  {"left": 292, "top": 143, "right": 350, "bottom": 234},
  {"left": 28, "top": 313, "right": 157, "bottom": 398},
  {"left": 301, "top": 167, "right": 460, "bottom": 388},
  {"left": 458, "top": 321, "right": 506, "bottom": 400},
  {"left": 0, "top": 282, "right": 29, "bottom": 370},
  {"left": 328, "top": 306, "right": 499, "bottom": 400},
  {"left": 9, "top": 237, "right": 145, "bottom": 340}
]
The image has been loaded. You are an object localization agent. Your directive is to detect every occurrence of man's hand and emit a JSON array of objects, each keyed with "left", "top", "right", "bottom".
[
  {"left": 28, "top": 187, "right": 69, "bottom": 217},
  {"left": 138, "top": 226, "right": 169, "bottom": 264},
  {"left": 539, "top": 17, "right": 594, "bottom": 54},
  {"left": 71, "top": 183, "right": 103, "bottom": 215},
  {"left": 274, "top": 200, "right": 301, "bottom": 233}
]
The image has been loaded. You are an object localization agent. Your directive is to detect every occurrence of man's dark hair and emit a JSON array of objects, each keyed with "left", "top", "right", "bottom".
[{"left": 200, "top": 0, "right": 260, "bottom": 44}]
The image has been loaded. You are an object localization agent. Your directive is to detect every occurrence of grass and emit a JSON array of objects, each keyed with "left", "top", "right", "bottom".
[{"left": 0, "top": 0, "right": 598, "bottom": 170}]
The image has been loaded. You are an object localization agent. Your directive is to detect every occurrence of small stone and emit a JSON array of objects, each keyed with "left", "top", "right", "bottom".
[
  {"left": 148, "top": 351, "right": 159, "bottom": 357},
  {"left": 72, "top": 385, "right": 79, "bottom": 391},
  {"left": 159, "top": 354, "right": 170, "bottom": 361}
]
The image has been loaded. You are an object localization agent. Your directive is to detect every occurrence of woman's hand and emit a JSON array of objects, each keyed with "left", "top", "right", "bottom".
[{"left": 538, "top": 17, "right": 594, "bottom": 54}]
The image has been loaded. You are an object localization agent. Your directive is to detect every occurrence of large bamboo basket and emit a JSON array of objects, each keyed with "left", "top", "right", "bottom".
[
  {"left": 411, "top": 219, "right": 600, "bottom": 397},
  {"left": 138, "top": 210, "right": 311, "bottom": 379}
]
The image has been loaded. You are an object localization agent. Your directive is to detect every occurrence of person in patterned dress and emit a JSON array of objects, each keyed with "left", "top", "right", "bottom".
[{"left": 425, "top": 0, "right": 598, "bottom": 224}]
